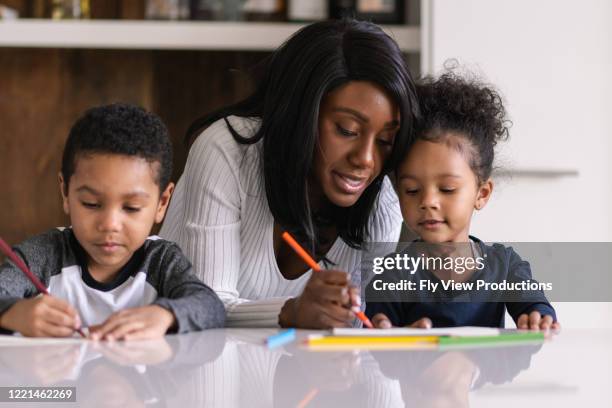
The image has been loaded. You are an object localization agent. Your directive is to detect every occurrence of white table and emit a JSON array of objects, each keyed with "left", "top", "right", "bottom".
[{"left": 0, "top": 329, "right": 609, "bottom": 407}]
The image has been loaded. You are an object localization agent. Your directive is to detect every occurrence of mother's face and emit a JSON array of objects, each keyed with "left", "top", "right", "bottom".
[{"left": 313, "top": 81, "right": 400, "bottom": 208}]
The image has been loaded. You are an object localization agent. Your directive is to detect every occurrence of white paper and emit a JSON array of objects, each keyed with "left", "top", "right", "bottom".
[
  {"left": 0, "top": 334, "right": 86, "bottom": 346},
  {"left": 331, "top": 326, "right": 500, "bottom": 337}
]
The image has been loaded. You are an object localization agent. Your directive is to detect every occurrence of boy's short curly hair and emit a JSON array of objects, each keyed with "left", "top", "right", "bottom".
[
  {"left": 61, "top": 103, "right": 172, "bottom": 194},
  {"left": 415, "top": 71, "right": 510, "bottom": 182}
]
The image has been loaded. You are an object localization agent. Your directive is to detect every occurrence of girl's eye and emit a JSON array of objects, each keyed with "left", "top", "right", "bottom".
[
  {"left": 440, "top": 188, "right": 456, "bottom": 193},
  {"left": 82, "top": 202, "right": 99, "bottom": 209},
  {"left": 336, "top": 124, "right": 358, "bottom": 137},
  {"left": 404, "top": 189, "right": 418, "bottom": 195}
]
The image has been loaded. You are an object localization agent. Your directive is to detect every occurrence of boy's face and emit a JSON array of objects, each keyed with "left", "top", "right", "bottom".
[
  {"left": 396, "top": 136, "right": 492, "bottom": 243},
  {"left": 59, "top": 153, "right": 173, "bottom": 278}
]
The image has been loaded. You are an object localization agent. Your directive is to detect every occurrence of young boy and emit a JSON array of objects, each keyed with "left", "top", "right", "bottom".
[
  {"left": 0, "top": 104, "right": 225, "bottom": 339},
  {"left": 365, "top": 73, "right": 559, "bottom": 331}
]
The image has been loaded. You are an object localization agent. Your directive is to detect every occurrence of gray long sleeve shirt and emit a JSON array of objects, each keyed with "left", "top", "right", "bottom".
[{"left": 0, "top": 228, "right": 225, "bottom": 333}]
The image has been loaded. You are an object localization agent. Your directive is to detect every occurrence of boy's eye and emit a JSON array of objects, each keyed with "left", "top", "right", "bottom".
[
  {"left": 336, "top": 124, "right": 358, "bottom": 137},
  {"left": 404, "top": 189, "right": 419, "bottom": 195},
  {"left": 440, "top": 188, "right": 456, "bottom": 193},
  {"left": 81, "top": 202, "right": 100, "bottom": 209},
  {"left": 124, "top": 206, "right": 141, "bottom": 213}
]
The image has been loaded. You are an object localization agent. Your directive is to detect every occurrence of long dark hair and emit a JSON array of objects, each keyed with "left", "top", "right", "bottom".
[{"left": 187, "top": 19, "right": 419, "bottom": 254}]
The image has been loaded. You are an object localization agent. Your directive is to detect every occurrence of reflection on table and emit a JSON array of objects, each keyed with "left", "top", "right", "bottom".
[{"left": 0, "top": 329, "right": 608, "bottom": 407}]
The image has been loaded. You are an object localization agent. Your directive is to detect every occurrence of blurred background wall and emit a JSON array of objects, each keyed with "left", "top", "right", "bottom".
[
  {"left": 1, "top": 0, "right": 610, "bottom": 327},
  {"left": 423, "top": 0, "right": 612, "bottom": 327}
]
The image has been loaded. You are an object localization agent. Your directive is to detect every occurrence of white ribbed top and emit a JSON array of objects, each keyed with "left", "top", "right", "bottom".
[{"left": 160, "top": 116, "right": 402, "bottom": 327}]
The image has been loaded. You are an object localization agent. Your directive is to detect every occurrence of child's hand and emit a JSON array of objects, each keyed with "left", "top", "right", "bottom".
[
  {"left": 93, "top": 338, "right": 173, "bottom": 365},
  {"left": 517, "top": 311, "right": 560, "bottom": 331},
  {"left": 0, "top": 296, "right": 81, "bottom": 337},
  {"left": 371, "top": 313, "right": 432, "bottom": 329},
  {"left": 89, "top": 305, "right": 176, "bottom": 341},
  {"left": 0, "top": 343, "right": 82, "bottom": 385}
]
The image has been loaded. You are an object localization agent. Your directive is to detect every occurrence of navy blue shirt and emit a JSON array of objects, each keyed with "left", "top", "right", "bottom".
[{"left": 365, "top": 237, "right": 556, "bottom": 328}]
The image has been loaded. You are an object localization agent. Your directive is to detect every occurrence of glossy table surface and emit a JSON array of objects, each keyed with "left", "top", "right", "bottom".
[{"left": 0, "top": 329, "right": 609, "bottom": 407}]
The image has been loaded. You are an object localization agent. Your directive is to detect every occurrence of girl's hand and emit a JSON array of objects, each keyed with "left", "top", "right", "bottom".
[
  {"left": 517, "top": 311, "right": 561, "bottom": 331},
  {"left": 89, "top": 305, "right": 176, "bottom": 341},
  {"left": 279, "top": 269, "right": 356, "bottom": 329},
  {"left": 371, "top": 313, "right": 432, "bottom": 329},
  {"left": 0, "top": 296, "right": 81, "bottom": 337}
]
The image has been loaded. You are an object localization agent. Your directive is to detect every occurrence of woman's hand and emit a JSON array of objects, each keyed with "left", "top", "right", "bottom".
[
  {"left": 279, "top": 269, "right": 357, "bottom": 329},
  {"left": 371, "top": 313, "right": 432, "bottom": 329}
]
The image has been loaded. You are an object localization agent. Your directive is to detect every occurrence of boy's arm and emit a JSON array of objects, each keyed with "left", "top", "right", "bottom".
[
  {"left": 504, "top": 247, "right": 557, "bottom": 323},
  {"left": 0, "top": 248, "right": 40, "bottom": 322},
  {"left": 152, "top": 243, "right": 226, "bottom": 333}
]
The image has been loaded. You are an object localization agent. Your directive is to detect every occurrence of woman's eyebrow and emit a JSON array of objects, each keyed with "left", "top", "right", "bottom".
[
  {"left": 333, "top": 107, "right": 399, "bottom": 128},
  {"left": 332, "top": 107, "right": 369, "bottom": 123}
]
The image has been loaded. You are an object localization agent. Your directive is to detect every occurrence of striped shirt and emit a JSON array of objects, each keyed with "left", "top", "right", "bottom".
[{"left": 160, "top": 116, "right": 402, "bottom": 327}]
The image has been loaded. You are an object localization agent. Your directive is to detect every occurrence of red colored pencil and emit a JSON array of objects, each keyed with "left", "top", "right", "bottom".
[
  {"left": 281, "top": 232, "right": 374, "bottom": 328},
  {"left": 0, "top": 237, "right": 86, "bottom": 338}
]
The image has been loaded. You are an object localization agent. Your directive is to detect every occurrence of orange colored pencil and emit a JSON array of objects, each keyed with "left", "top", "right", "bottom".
[
  {"left": 281, "top": 232, "right": 374, "bottom": 328},
  {"left": 296, "top": 387, "right": 319, "bottom": 408}
]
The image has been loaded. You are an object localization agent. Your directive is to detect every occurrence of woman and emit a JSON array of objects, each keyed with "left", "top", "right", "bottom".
[{"left": 160, "top": 19, "right": 419, "bottom": 328}]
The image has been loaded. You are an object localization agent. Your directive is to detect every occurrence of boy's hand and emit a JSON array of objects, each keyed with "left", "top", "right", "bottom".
[
  {"left": 371, "top": 313, "right": 432, "bottom": 329},
  {"left": 0, "top": 296, "right": 81, "bottom": 337},
  {"left": 517, "top": 311, "right": 561, "bottom": 331},
  {"left": 93, "top": 338, "right": 173, "bottom": 365},
  {"left": 89, "top": 305, "right": 176, "bottom": 341}
]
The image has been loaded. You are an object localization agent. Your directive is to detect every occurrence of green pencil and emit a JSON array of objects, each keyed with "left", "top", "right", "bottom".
[{"left": 439, "top": 331, "right": 545, "bottom": 348}]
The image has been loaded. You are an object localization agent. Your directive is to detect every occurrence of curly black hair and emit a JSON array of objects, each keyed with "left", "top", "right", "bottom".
[
  {"left": 61, "top": 103, "right": 172, "bottom": 194},
  {"left": 414, "top": 71, "right": 510, "bottom": 182}
]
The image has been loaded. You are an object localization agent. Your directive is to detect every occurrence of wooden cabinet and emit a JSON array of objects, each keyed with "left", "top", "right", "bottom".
[{"left": 0, "top": 15, "right": 422, "bottom": 244}]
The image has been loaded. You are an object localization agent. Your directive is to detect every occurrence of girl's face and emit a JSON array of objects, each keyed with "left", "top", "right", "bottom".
[
  {"left": 312, "top": 81, "right": 400, "bottom": 208},
  {"left": 396, "top": 135, "right": 493, "bottom": 243}
]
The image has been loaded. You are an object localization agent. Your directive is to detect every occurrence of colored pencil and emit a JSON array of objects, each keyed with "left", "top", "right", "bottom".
[
  {"left": 307, "top": 334, "right": 438, "bottom": 350},
  {"left": 281, "top": 232, "right": 374, "bottom": 328},
  {"left": 0, "top": 237, "right": 86, "bottom": 338},
  {"left": 296, "top": 388, "right": 319, "bottom": 408},
  {"left": 306, "top": 331, "right": 544, "bottom": 350},
  {"left": 438, "top": 331, "right": 545, "bottom": 347},
  {"left": 307, "top": 335, "right": 440, "bottom": 345},
  {"left": 266, "top": 328, "right": 296, "bottom": 349}
]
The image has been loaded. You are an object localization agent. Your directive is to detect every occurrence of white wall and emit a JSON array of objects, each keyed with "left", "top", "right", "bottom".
[{"left": 423, "top": 0, "right": 612, "bottom": 327}]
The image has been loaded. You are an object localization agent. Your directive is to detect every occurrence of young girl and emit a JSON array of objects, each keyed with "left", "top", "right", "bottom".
[{"left": 366, "top": 72, "right": 560, "bottom": 331}]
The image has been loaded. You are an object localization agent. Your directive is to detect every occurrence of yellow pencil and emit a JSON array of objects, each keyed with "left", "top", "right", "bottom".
[
  {"left": 306, "top": 335, "right": 439, "bottom": 350},
  {"left": 308, "top": 335, "right": 439, "bottom": 344}
]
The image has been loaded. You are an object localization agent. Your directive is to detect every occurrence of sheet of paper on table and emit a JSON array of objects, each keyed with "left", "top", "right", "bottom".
[{"left": 331, "top": 326, "right": 501, "bottom": 337}]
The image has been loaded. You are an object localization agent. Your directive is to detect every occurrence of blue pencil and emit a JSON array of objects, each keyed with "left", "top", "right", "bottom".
[{"left": 266, "top": 329, "right": 297, "bottom": 349}]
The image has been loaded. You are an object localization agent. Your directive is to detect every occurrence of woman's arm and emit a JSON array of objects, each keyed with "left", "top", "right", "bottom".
[{"left": 160, "top": 118, "right": 291, "bottom": 327}]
